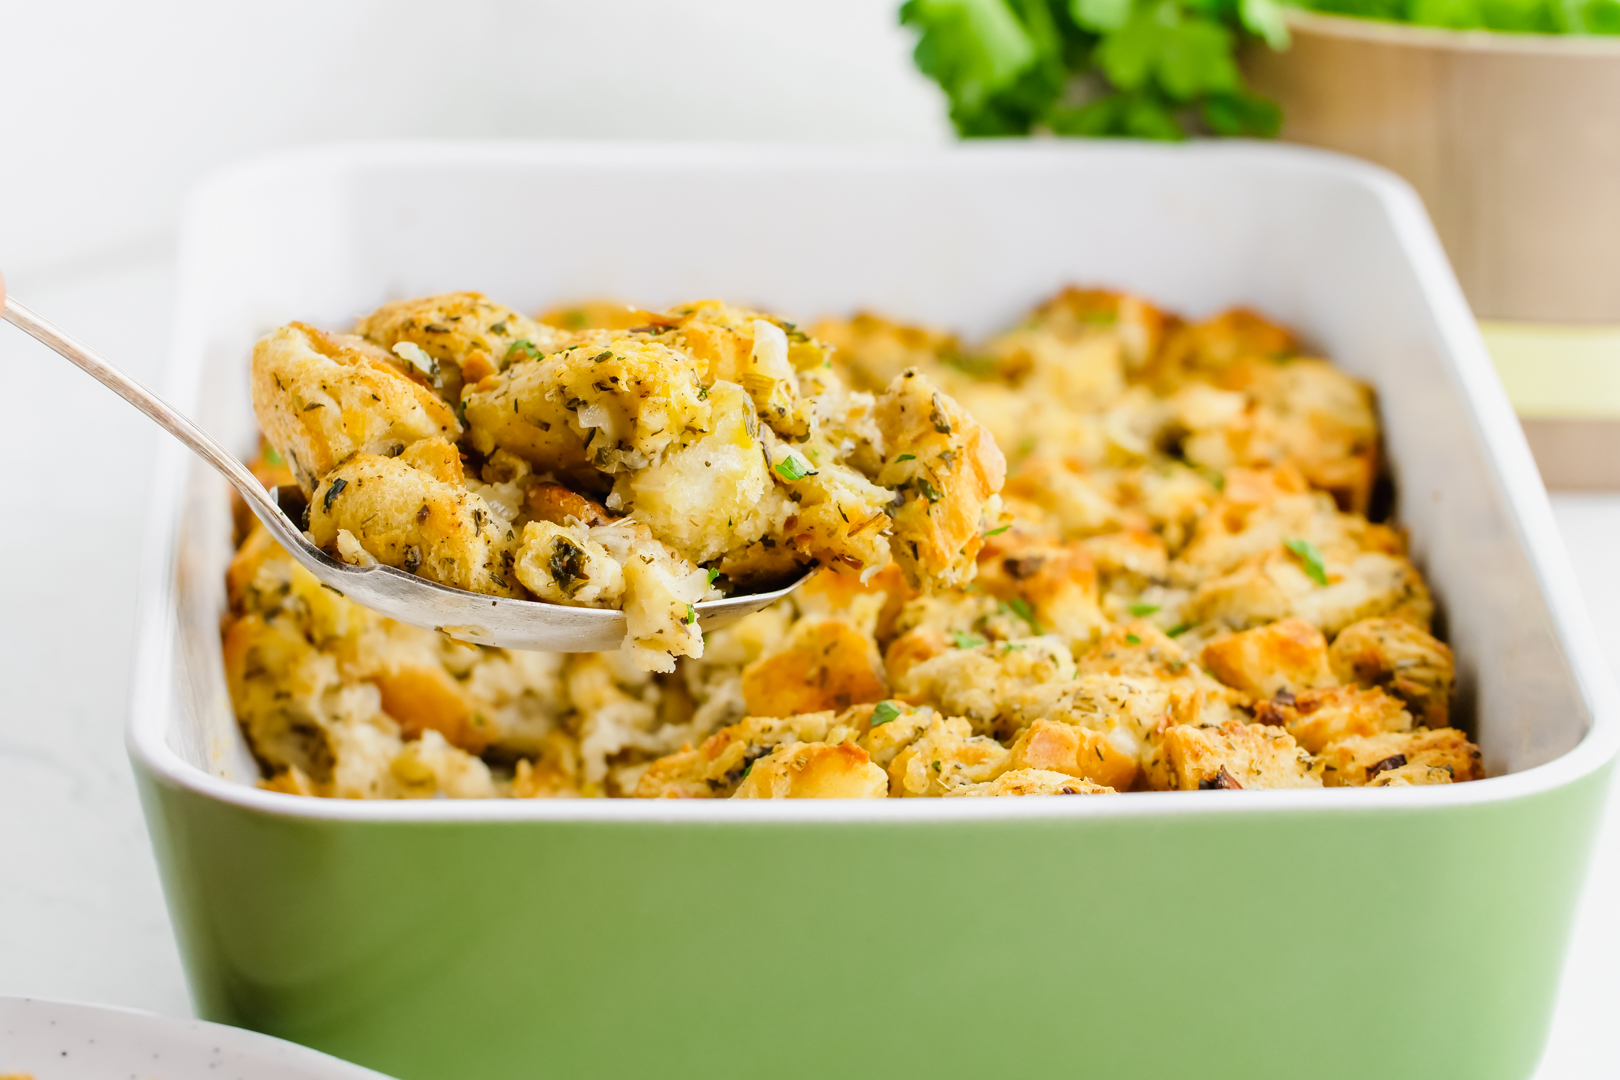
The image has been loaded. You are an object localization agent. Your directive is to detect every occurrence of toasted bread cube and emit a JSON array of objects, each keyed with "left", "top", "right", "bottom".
[
  {"left": 1316, "top": 727, "right": 1483, "bottom": 787},
  {"left": 947, "top": 769, "right": 1115, "bottom": 797},
  {"left": 1200, "top": 618, "right": 1334, "bottom": 699},
  {"left": 1004, "top": 718, "right": 1140, "bottom": 791},
  {"left": 355, "top": 292, "right": 565, "bottom": 399},
  {"left": 974, "top": 531, "right": 1109, "bottom": 640},
  {"left": 633, "top": 712, "right": 849, "bottom": 798},
  {"left": 1146, "top": 719, "right": 1320, "bottom": 791},
  {"left": 1330, "top": 617, "right": 1455, "bottom": 728},
  {"left": 888, "top": 715, "right": 1011, "bottom": 796},
  {"left": 307, "top": 441, "right": 518, "bottom": 597},
  {"left": 741, "top": 619, "right": 888, "bottom": 717},
  {"left": 250, "top": 322, "right": 460, "bottom": 493},
  {"left": 877, "top": 370, "right": 1007, "bottom": 589},
  {"left": 1253, "top": 685, "right": 1414, "bottom": 754},
  {"left": 732, "top": 741, "right": 889, "bottom": 798}
]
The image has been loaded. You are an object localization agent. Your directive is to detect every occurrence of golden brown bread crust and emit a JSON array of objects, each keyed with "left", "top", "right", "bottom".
[
  {"left": 877, "top": 369, "right": 1007, "bottom": 589},
  {"left": 1329, "top": 617, "right": 1455, "bottom": 727},
  {"left": 355, "top": 292, "right": 566, "bottom": 401},
  {"left": 307, "top": 441, "right": 519, "bottom": 597},
  {"left": 1315, "top": 727, "right": 1482, "bottom": 787},
  {"left": 1146, "top": 719, "right": 1321, "bottom": 791},
  {"left": 250, "top": 322, "right": 460, "bottom": 494},
  {"left": 1200, "top": 619, "right": 1335, "bottom": 700}
]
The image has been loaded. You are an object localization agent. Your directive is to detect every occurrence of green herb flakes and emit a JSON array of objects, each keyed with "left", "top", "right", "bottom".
[
  {"left": 1125, "top": 633, "right": 1142, "bottom": 645},
  {"left": 896, "top": 453, "right": 917, "bottom": 462},
  {"left": 685, "top": 604, "right": 698, "bottom": 625},
  {"left": 1167, "top": 623, "right": 1192, "bottom": 638},
  {"left": 1127, "top": 602, "right": 1160, "bottom": 616},
  {"left": 870, "top": 701, "right": 903, "bottom": 727},
  {"left": 951, "top": 630, "right": 987, "bottom": 649},
  {"left": 774, "top": 453, "right": 812, "bottom": 482},
  {"left": 1285, "top": 538, "right": 1330, "bottom": 586},
  {"left": 983, "top": 524, "right": 1010, "bottom": 536}
]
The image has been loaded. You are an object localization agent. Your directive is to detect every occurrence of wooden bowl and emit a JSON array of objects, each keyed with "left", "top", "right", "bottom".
[{"left": 1245, "top": 11, "right": 1620, "bottom": 322}]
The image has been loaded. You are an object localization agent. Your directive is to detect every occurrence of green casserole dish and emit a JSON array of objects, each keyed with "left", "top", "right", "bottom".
[{"left": 129, "top": 142, "right": 1619, "bottom": 1080}]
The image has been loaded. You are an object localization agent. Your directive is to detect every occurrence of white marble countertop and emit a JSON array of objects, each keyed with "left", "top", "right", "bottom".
[{"left": 1, "top": 256, "right": 1614, "bottom": 1078}]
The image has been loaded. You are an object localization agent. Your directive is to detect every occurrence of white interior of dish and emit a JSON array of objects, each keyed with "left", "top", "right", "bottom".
[{"left": 130, "top": 141, "right": 1619, "bottom": 810}]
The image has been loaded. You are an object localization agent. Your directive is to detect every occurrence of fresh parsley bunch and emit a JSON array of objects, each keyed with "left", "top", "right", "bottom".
[{"left": 900, "top": 0, "right": 1288, "bottom": 139}]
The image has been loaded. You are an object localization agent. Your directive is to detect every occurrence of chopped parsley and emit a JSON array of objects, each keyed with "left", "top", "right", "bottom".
[
  {"left": 685, "top": 604, "right": 698, "bottom": 625},
  {"left": 870, "top": 701, "right": 903, "bottom": 727},
  {"left": 1127, "top": 602, "right": 1160, "bottom": 617},
  {"left": 1125, "top": 633, "right": 1142, "bottom": 645},
  {"left": 1285, "top": 538, "right": 1330, "bottom": 586},
  {"left": 1167, "top": 623, "right": 1193, "bottom": 638},
  {"left": 774, "top": 453, "right": 812, "bottom": 482},
  {"left": 505, "top": 339, "right": 542, "bottom": 362},
  {"left": 950, "top": 630, "right": 987, "bottom": 649},
  {"left": 895, "top": 453, "right": 916, "bottom": 462},
  {"left": 1002, "top": 642, "right": 1026, "bottom": 654},
  {"left": 707, "top": 568, "right": 720, "bottom": 585},
  {"left": 983, "top": 525, "right": 1010, "bottom": 537},
  {"left": 264, "top": 445, "right": 285, "bottom": 467},
  {"left": 915, "top": 477, "right": 943, "bottom": 502},
  {"left": 1004, "top": 597, "right": 1041, "bottom": 635}
]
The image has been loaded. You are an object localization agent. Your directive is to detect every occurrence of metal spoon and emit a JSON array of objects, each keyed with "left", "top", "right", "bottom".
[{"left": 0, "top": 279, "right": 807, "bottom": 652}]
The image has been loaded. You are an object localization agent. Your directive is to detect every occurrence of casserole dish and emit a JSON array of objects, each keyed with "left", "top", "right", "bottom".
[{"left": 129, "top": 142, "right": 1619, "bottom": 1080}]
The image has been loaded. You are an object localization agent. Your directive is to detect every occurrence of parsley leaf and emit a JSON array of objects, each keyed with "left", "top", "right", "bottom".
[
  {"left": 983, "top": 524, "right": 1011, "bottom": 536},
  {"left": 901, "top": 0, "right": 1282, "bottom": 140},
  {"left": 685, "top": 604, "right": 698, "bottom": 625},
  {"left": 951, "top": 630, "right": 988, "bottom": 649},
  {"left": 264, "top": 445, "right": 285, "bottom": 468},
  {"left": 1125, "top": 633, "right": 1142, "bottom": 645},
  {"left": 774, "top": 453, "right": 813, "bottom": 482},
  {"left": 1004, "top": 596, "right": 1042, "bottom": 635},
  {"left": 1127, "top": 602, "right": 1159, "bottom": 616},
  {"left": 505, "top": 339, "right": 542, "bottom": 363},
  {"left": 871, "top": 701, "right": 903, "bottom": 727},
  {"left": 707, "top": 568, "right": 720, "bottom": 585},
  {"left": 1285, "top": 537, "right": 1330, "bottom": 586},
  {"left": 1167, "top": 623, "right": 1193, "bottom": 638},
  {"left": 896, "top": 453, "right": 917, "bottom": 462}
]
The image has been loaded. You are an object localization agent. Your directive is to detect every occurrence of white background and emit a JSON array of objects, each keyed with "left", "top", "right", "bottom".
[{"left": 0, "top": 3, "right": 1614, "bottom": 1077}]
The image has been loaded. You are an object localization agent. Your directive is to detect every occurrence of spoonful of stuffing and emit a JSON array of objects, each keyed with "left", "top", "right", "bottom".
[{"left": 2, "top": 280, "right": 1006, "bottom": 670}]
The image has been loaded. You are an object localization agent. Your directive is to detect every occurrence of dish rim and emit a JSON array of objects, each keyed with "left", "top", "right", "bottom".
[{"left": 126, "top": 138, "right": 1620, "bottom": 824}]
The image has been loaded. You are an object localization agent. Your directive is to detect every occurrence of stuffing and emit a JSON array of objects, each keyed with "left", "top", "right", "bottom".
[
  {"left": 814, "top": 311, "right": 960, "bottom": 393},
  {"left": 1003, "top": 718, "right": 1140, "bottom": 792},
  {"left": 253, "top": 294, "right": 1005, "bottom": 672},
  {"left": 1315, "top": 728, "right": 1483, "bottom": 788},
  {"left": 946, "top": 769, "right": 1116, "bottom": 797},
  {"left": 1199, "top": 619, "right": 1334, "bottom": 700},
  {"left": 886, "top": 714, "right": 1011, "bottom": 797},
  {"left": 740, "top": 618, "right": 888, "bottom": 718},
  {"left": 1329, "top": 617, "right": 1455, "bottom": 727},
  {"left": 732, "top": 741, "right": 890, "bottom": 799},
  {"left": 1253, "top": 685, "right": 1415, "bottom": 754},
  {"left": 354, "top": 291, "right": 566, "bottom": 401},
  {"left": 876, "top": 370, "right": 1007, "bottom": 588},
  {"left": 307, "top": 440, "right": 520, "bottom": 596},
  {"left": 1145, "top": 720, "right": 1321, "bottom": 791},
  {"left": 232, "top": 287, "right": 1483, "bottom": 803},
  {"left": 250, "top": 322, "right": 461, "bottom": 493}
]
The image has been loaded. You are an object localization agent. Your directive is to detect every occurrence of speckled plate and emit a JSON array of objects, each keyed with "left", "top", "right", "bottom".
[{"left": 0, "top": 997, "right": 393, "bottom": 1079}]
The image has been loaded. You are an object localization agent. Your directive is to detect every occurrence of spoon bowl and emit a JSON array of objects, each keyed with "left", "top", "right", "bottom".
[{"left": 1, "top": 284, "right": 808, "bottom": 651}]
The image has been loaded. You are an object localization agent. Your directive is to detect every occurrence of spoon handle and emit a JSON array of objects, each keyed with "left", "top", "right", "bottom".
[{"left": 1, "top": 291, "right": 306, "bottom": 551}]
